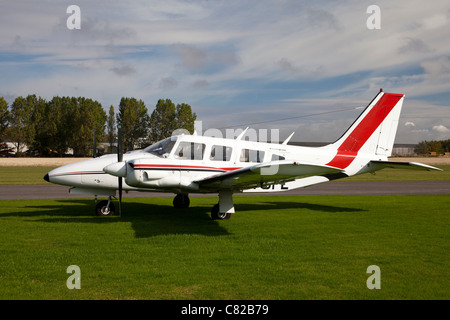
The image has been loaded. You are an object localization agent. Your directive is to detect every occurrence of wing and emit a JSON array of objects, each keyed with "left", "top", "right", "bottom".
[
  {"left": 369, "top": 160, "right": 442, "bottom": 171},
  {"left": 194, "top": 161, "right": 344, "bottom": 191}
]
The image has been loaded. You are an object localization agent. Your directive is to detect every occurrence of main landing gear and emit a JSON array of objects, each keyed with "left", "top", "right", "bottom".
[
  {"left": 172, "top": 191, "right": 235, "bottom": 220},
  {"left": 94, "top": 192, "right": 235, "bottom": 220},
  {"left": 173, "top": 193, "right": 190, "bottom": 209},
  {"left": 211, "top": 204, "right": 231, "bottom": 220}
]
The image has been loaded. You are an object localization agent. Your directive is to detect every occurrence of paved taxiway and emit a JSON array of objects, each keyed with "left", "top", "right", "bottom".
[{"left": 0, "top": 180, "right": 449, "bottom": 200}]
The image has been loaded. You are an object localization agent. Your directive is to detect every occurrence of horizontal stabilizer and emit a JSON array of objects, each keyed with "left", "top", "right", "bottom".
[{"left": 370, "top": 160, "right": 442, "bottom": 171}]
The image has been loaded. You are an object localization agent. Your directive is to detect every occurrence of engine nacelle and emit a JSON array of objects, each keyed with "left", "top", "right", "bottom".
[{"left": 124, "top": 159, "right": 181, "bottom": 189}]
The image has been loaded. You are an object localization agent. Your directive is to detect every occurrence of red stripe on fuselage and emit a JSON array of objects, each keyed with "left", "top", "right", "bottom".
[
  {"left": 133, "top": 164, "right": 242, "bottom": 172},
  {"left": 326, "top": 93, "right": 403, "bottom": 169}
]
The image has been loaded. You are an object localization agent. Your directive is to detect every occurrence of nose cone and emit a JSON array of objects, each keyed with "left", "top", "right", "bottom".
[{"left": 44, "top": 173, "right": 50, "bottom": 182}]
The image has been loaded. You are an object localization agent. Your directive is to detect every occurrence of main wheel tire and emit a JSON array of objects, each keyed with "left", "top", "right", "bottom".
[
  {"left": 95, "top": 200, "right": 115, "bottom": 216},
  {"left": 173, "top": 193, "right": 190, "bottom": 208},
  {"left": 211, "top": 204, "right": 231, "bottom": 220}
]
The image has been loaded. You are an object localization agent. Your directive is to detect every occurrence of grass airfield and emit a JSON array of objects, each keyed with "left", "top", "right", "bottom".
[{"left": 0, "top": 194, "right": 448, "bottom": 300}]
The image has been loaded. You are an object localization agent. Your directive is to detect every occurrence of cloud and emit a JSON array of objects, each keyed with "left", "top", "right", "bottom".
[
  {"left": 2, "top": 0, "right": 450, "bottom": 144},
  {"left": 421, "top": 14, "right": 447, "bottom": 30},
  {"left": 276, "top": 58, "right": 299, "bottom": 74},
  {"left": 398, "top": 37, "right": 432, "bottom": 54},
  {"left": 421, "top": 56, "right": 450, "bottom": 77},
  {"left": 109, "top": 64, "right": 136, "bottom": 76},
  {"left": 171, "top": 43, "right": 239, "bottom": 73},
  {"left": 432, "top": 125, "right": 450, "bottom": 133},
  {"left": 306, "top": 8, "right": 341, "bottom": 30},
  {"left": 190, "top": 80, "right": 209, "bottom": 89},
  {"left": 405, "top": 122, "right": 415, "bottom": 127},
  {"left": 158, "top": 77, "right": 178, "bottom": 90}
]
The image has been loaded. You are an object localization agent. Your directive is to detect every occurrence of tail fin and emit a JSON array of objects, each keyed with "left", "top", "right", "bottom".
[{"left": 325, "top": 90, "right": 405, "bottom": 169}]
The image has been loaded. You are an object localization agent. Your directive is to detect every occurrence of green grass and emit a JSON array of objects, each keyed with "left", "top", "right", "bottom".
[
  {"left": 0, "top": 166, "right": 56, "bottom": 185},
  {"left": 0, "top": 165, "right": 449, "bottom": 185},
  {"left": 0, "top": 195, "right": 448, "bottom": 299}
]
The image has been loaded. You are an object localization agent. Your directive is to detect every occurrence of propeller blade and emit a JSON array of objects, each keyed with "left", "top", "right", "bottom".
[
  {"left": 117, "top": 125, "right": 123, "bottom": 163},
  {"left": 118, "top": 177, "right": 122, "bottom": 217},
  {"left": 93, "top": 127, "right": 97, "bottom": 158},
  {"left": 117, "top": 124, "right": 123, "bottom": 217}
]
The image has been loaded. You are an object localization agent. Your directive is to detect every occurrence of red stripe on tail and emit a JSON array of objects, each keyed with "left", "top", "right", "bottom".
[{"left": 326, "top": 93, "right": 403, "bottom": 169}]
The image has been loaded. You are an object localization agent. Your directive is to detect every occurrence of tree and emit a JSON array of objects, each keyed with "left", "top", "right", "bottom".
[
  {"left": 442, "top": 139, "right": 450, "bottom": 153},
  {"left": 415, "top": 139, "right": 449, "bottom": 155},
  {"left": 106, "top": 105, "right": 116, "bottom": 153},
  {"left": 47, "top": 96, "right": 78, "bottom": 156},
  {"left": 175, "top": 103, "right": 197, "bottom": 135},
  {"left": 0, "top": 97, "right": 9, "bottom": 141},
  {"left": 148, "top": 99, "right": 176, "bottom": 143},
  {"left": 70, "top": 97, "right": 106, "bottom": 157},
  {"left": 414, "top": 141, "right": 429, "bottom": 155},
  {"left": 30, "top": 95, "right": 52, "bottom": 155},
  {"left": 9, "top": 95, "right": 36, "bottom": 155},
  {"left": 148, "top": 100, "right": 196, "bottom": 143},
  {"left": 116, "top": 97, "right": 150, "bottom": 151}
]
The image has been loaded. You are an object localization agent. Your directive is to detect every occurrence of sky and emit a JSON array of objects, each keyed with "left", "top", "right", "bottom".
[{"left": 1, "top": 0, "right": 449, "bottom": 143}]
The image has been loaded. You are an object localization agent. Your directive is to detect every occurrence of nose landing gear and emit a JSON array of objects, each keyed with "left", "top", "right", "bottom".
[{"left": 95, "top": 197, "right": 116, "bottom": 216}]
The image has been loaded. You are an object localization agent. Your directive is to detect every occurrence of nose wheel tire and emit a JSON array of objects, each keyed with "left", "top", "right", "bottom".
[{"left": 96, "top": 200, "right": 115, "bottom": 216}]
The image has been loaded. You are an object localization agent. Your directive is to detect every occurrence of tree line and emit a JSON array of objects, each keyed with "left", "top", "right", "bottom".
[
  {"left": 0, "top": 95, "right": 196, "bottom": 157},
  {"left": 415, "top": 139, "right": 450, "bottom": 155}
]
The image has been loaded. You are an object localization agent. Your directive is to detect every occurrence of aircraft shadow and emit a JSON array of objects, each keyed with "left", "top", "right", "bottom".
[
  {"left": 11, "top": 199, "right": 230, "bottom": 238},
  {"left": 235, "top": 201, "right": 366, "bottom": 213},
  {"left": 4, "top": 199, "right": 365, "bottom": 238}
]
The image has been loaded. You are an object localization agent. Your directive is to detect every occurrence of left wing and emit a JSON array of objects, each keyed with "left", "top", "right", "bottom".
[{"left": 194, "top": 161, "right": 344, "bottom": 191}]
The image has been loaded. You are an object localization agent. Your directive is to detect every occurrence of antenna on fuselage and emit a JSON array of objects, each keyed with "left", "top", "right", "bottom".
[
  {"left": 282, "top": 132, "right": 295, "bottom": 145},
  {"left": 236, "top": 127, "right": 249, "bottom": 140}
]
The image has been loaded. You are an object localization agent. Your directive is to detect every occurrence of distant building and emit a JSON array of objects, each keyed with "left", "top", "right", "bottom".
[{"left": 391, "top": 144, "right": 416, "bottom": 156}]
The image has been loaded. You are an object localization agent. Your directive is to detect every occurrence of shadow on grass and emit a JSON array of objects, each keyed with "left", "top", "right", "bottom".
[
  {"left": 235, "top": 201, "right": 366, "bottom": 213},
  {"left": 2, "top": 197, "right": 366, "bottom": 238}
]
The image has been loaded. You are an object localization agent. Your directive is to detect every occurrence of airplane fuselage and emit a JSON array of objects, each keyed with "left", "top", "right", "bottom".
[
  {"left": 43, "top": 91, "right": 441, "bottom": 219},
  {"left": 45, "top": 133, "right": 383, "bottom": 196}
]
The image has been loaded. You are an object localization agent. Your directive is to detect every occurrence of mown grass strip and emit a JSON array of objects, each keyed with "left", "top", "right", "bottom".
[{"left": 0, "top": 195, "right": 448, "bottom": 299}]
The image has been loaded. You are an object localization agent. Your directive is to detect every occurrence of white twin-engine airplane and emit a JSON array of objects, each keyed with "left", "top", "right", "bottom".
[{"left": 44, "top": 90, "right": 441, "bottom": 220}]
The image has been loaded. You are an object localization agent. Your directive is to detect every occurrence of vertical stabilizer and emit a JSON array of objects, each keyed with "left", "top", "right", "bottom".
[{"left": 325, "top": 90, "right": 405, "bottom": 169}]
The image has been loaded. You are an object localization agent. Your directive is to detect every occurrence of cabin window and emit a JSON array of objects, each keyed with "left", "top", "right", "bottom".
[
  {"left": 239, "top": 149, "right": 265, "bottom": 163},
  {"left": 271, "top": 154, "right": 285, "bottom": 161},
  {"left": 175, "top": 142, "right": 206, "bottom": 160},
  {"left": 210, "top": 145, "right": 233, "bottom": 161}
]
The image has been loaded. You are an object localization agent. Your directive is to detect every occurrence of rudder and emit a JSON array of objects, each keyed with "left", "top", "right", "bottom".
[{"left": 326, "top": 90, "right": 405, "bottom": 169}]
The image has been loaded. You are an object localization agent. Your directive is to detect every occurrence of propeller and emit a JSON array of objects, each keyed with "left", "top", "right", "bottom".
[
  {"left": 117, "top": 124, "right": 123, "bottom": 217},
  {"left": 93, "top": 127, "right": 97, "bottom": 158}
]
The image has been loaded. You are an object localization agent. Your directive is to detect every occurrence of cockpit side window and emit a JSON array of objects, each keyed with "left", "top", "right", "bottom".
[
  {"left": 144, "top": 137, "right": 177, "bottom": 158},
  {"left": 175, "top": 142, "right": 206, "bottom": 160}
]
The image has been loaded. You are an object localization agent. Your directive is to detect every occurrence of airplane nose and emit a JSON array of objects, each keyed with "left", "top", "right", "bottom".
[{"left": 43, "top": 173, "right": 50, "bottom": 182}]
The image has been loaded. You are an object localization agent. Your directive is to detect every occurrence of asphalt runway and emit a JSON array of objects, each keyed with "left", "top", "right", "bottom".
[{"left": 0, "top": 180, "right": 449, "bottom": 200}]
